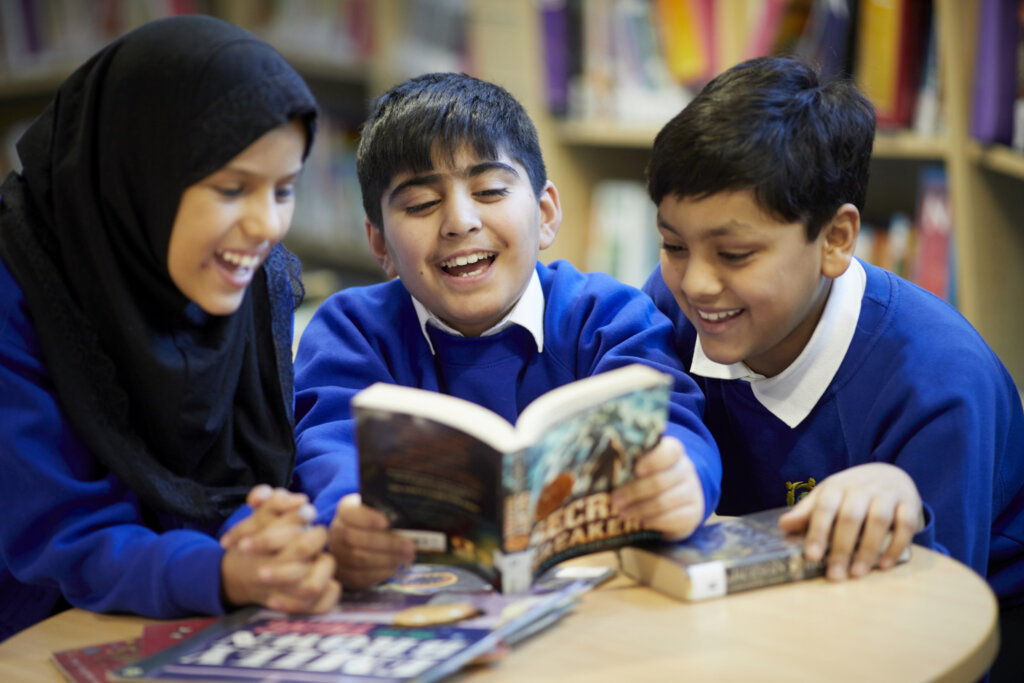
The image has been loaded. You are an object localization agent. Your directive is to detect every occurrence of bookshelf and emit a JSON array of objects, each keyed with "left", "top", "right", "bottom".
[
  {"left": 462, "top": 0, "right": 1024, "bottom": 388},
  {"left": 1, "top": 0, "right": 1021, "bottom": 385}
]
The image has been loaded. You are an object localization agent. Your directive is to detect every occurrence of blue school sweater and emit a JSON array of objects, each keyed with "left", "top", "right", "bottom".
[
  {"left": 0, "top": 257, "right": 248, "bottom": 642},
  {"left": 292, "top": 260, "right": 722, "bottom": 527},
  {"left": 644, "top": 258, "right": 1024, "bottom": 607}
]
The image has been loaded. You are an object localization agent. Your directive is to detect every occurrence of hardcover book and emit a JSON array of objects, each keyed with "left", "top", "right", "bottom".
[
  {"left": 618, "top": 507, "right": 911, "bottom": 601},
  {"left": 109, "top": 563, "right": 614, "bottom": 683},
  {"left": 354, "top": 363, "right": 671, "bottom": 593}
]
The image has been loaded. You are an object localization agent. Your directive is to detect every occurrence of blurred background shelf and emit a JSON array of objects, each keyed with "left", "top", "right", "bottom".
[{"left": 0, "top": 0, "right": 1021, "bottom": 387}]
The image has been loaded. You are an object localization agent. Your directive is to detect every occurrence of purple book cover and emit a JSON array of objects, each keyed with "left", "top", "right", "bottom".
[
  {"left": 971, "top": 0, "right": 1022, "bottom": 144},
  {"left": 541, "top": 0, "right": 571, "bottom": 116}
]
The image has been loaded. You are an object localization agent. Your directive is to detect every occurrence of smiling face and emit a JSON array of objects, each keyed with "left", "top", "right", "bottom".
[
  {"left": 367, "top": 145, "right": 561, "bottom": 336},
  {"left": 657, "top": 190, "right": 856, "bottom": 377},
  {"left": 166, "top": 119, "right": 307, "bottom": 316}
]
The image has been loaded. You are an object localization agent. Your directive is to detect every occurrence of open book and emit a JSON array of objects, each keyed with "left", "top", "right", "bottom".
[
  {"left": 354, "top": 363, "right": 672, "bottom": 593},
  {"left": 619, "top": 507, "right": 912, "bottom": 601}
]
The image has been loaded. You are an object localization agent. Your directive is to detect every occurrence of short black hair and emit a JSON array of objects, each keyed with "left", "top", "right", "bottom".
[
  {"left": 356, "top": 72, "right": 547, "bottom": 228},
  {"left": 647, "top": 56, "right": 875, "bottom": 240}
]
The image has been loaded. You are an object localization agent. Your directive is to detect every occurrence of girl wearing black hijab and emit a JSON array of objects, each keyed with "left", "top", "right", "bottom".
[{"left": 0, "top": 15, "right": 339, "bottom": 641}]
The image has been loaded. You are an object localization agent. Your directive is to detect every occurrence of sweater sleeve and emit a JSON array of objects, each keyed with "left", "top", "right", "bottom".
[
  {"left": 0, "top": 286, "right": 226, "bottom": 627},
  {"left": 292, "top": 287, "right": 414, "bottom": 525},
  {"left": 548, "top": 263, "right": 722, "bottom": 521}
]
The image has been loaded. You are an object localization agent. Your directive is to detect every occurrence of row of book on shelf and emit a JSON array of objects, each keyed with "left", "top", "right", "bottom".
[
  {"left": 539, "top": 0, "right": 944, "bottom": 136},
  {"left": 971, "top": 0, "right": 1024, "bottom": 153},
  {"left": 50, "top": 363, "right": 910, "bottom": 682},
  {"left": 0, "top": 0, "right": 377, "bottom": 75}
]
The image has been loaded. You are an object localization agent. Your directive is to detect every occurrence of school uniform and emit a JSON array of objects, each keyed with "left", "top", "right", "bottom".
[
  {"left": 644, "top": 257, "right": 1024, "bottom": 608},
  {"left": 292, "top": 260, "right": 722, "bottom": 524},
  {"left": 0, "top": 16, "right": 316, "bottom": 641}
]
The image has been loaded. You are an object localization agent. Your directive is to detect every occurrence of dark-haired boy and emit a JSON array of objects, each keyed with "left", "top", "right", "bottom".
[
  {"left": 291, "top": 72, "right": 722, "bottom": 589},
  {"left": 643, "top": 56, "right": 1023, "bottom": 669}
]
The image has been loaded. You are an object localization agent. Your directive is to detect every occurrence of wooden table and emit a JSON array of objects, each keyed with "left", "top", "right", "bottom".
[{"left": 0, "top": 546, "right": 999, "bottom": 683}]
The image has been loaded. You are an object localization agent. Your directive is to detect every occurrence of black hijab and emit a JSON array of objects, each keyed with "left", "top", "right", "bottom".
[{"left": 0, "top": 15, "right": 318, "bottom": 524}]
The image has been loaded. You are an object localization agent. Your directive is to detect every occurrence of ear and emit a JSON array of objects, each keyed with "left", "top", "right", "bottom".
[
  {"left": 365, "top": 218, "right": 398, "bottom": 279},
  {"left": 537, "top": 180, "right": 562, "bottom": 251},
  {"left": 820, "top": 203, "right": 860, "bottom": 279}
]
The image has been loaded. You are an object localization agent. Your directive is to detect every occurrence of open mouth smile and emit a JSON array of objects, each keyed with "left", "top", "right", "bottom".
[
  {"left": 697, "top": 307, "right": 743, "bottom": 323},
  {"left": 439, "top": 251, "right": 496, "bottom": 278}
]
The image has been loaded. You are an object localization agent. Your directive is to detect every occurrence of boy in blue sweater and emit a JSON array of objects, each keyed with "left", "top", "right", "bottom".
[
  {"left": 291, "top": 72, "right": 722, "bottom": 589},
  {"left": 642, "top": 55, "right": 1023, "bottom": 670}
]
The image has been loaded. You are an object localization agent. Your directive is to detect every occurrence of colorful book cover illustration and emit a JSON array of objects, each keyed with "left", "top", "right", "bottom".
[
  {"left": 355, "top": 364, "right": 669, "bottom": 593},
  {"left": 619, "top": 507, "right": 910, "bottom": 601},
  {"left": 109, "top": 563, "right": 613, "bottom": 683}
]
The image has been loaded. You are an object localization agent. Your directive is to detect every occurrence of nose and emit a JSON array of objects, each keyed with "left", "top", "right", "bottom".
[
  {"left": 678, "top": 255, "right": 722, "bottom": 301},
  {"left": 240, "top": 190, "right": 289, "bottom": 243},
  {"left": 440, "top": 191, "right": 481, "bottom": 238}
]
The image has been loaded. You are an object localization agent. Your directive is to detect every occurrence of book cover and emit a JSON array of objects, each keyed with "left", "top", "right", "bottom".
[
  {"left": 51, "top": 618, "right": 215, "bottom": 683},
  {"left": 52, "top": 639, "right": 143, "bottom": 683},
  {"left": 652, "top": 0, "right": 711, "bottom": 85},
  {"left": 854, "top": 0, "right": 929, "bottom": 129},
  {"left": 970, "top": 0, "right": 1021, "bottom": 145},
  {"left": 109, "top": 564, "right": 612, "bottom": 683},
  {"left": 619, "top": 507, "right": 911, "bottom": 601},
  {"left": 910, "top": 165, "right": 956, "bottom": 305},
  {"left": 540, "top": 0, "right": 572, "bottom": 116},
  {"left": 619, "top": 508, "right": 828, "bottom": 601},
  {"left": 355, "top": 363, "right": 670, "bottom": 593}
]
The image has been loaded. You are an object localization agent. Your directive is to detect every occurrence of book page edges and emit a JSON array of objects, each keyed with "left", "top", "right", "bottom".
[
  {"left": 514, "top": 364, "right": 671, "bottom": 443},
  {"left": 352, "top": 383, "right": 521, "bottom": 453}
]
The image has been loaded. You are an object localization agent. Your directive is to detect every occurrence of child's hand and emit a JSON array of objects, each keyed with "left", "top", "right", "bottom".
[
  {"left": 220, "top": 485, "right": 312, "bottom": 550},
  {"left": 610, "top": 435, "right": 705, "bottom": 541},
  {"left": 328, "top": 493, "right": 416, "bottom": 589},
  {"left": 778, "top": 463, "right": 923, "bottom": 581},
  {"left": 221, "top": 515, "right": 340, "bottom": 614}
]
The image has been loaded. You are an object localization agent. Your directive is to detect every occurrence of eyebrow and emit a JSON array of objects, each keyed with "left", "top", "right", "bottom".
[
  {"left": 387, "top": 161, "right": 520, "bottom": 204},
  {"left": 656, "top": 215, "right": 752, "bottom": 239}
]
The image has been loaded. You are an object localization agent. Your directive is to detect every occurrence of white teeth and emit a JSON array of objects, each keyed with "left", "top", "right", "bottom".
[
  {"left": 218, "top": 251, "right": 260, "bottom": 268},
  {"left": 441, "top": 252, "right": 492, "bottom": 269},
  {"left": 698, "top": 308, "right": 741, "bottom": 322}
]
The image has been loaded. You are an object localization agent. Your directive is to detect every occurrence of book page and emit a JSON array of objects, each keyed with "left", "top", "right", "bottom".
[
  {"left": 514, "top": 364, "right": 671, "bottom": 443},
  {"left": 352, "top": 382, "right": 521, "bottom": 452}
]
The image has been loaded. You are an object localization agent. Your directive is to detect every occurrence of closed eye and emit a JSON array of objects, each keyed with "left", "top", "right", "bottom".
[
  {"left": 720, "top": 251, "right": 754, "bottom": 261},
  {"left": 405, "top": 200, "right": 439, "bottom": 214},
  {"left": 217, "top": 186, "right": 243, "bottom": 198}
]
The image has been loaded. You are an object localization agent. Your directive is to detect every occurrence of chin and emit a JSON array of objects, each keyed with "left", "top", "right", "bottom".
[{"left": 196, "top": 296, "right": 244, "bottom": 317}]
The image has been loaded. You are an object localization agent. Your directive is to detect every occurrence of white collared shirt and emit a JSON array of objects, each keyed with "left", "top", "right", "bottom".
[
  {"left": 690, "top": 259, "right": 867, "bottom": 428},
  {"left": 411, "top": 269, "right": 545, "bottom": 354}
]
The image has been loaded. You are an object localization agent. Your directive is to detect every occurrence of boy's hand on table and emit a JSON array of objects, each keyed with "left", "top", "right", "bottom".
[
  {"left": 610, "top": 435, "right": 705, "bottom": 541},
  {"left": 221, "top": 517, "right": 340, "bottom": 614},
  {"left": 778, "top": 462, "right": 923, "bottom": 581},
  {"left": 219, "top": 485, "right": 312, "bottom": 550},
  {"left": 328, "top": 493, "right": 416, "bottom": 589}
]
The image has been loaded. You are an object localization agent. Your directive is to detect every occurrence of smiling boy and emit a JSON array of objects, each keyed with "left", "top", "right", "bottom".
[
  {"left": 291, "top": 72, "right": 722, "bottom": 589},
  {"left": 642, "top": 57, "right": 1023, "bottom": 672}
]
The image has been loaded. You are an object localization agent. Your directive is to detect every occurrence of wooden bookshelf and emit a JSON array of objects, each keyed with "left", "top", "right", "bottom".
[
  {"left": 1, "top": 0, "right": 1021, "bottom": 385},
  {"left": 466, "top": 0, "right": 1024, "bottom": 388}
]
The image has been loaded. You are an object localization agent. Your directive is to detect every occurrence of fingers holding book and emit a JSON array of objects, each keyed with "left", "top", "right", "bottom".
[
  {"left": 610, "top": 435, "right": 706, "bottom": 541},
  {"left": 778, "top": 463, "right": 923, "bottom": 581},
  {"left": 328, "top": 492, "right": 417, "bottom": 589}
]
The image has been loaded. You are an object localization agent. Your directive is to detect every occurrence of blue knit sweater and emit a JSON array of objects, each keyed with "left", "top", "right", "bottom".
[{"left": 644, "top": 259, "right": 1024, "bottom": 607}]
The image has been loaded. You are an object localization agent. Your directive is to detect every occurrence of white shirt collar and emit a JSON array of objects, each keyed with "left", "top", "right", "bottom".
[
  {"left": 412, "top": 269, "right": 545, "bottom": 354},
  {"left": 690, "top": 258, "right": 867, "bottom": 428}
]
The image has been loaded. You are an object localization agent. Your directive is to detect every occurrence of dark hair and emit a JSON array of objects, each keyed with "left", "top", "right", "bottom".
[
  {"left": 356, "top": 72, "right": 547, "bottom": 228},
  {"left": 647, "top": 56, "right": 875, "bottom": 240}
]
